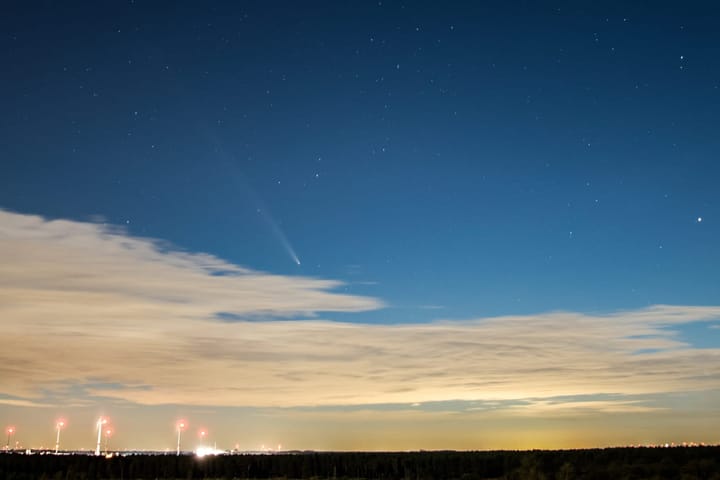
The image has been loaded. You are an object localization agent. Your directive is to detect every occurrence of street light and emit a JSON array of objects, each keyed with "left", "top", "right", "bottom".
[
  {"left": 95, "top": 417, "right": 108, "bottom": 456},
  {"left": 199, "top": 428, "right": 207, "bottom": 447},
  {"left": 176, "top": 420, "right": 187, "bottom": 456},
  {"left": 55, "top": 419, "right": 66, "bottom": 454},
  {"left": 5, "top": 426, "right": 15, "bottom": 451}
]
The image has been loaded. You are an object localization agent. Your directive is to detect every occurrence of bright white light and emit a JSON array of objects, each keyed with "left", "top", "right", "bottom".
[{"left": 195, "top": 446, "right": 224, "bottom": 457}]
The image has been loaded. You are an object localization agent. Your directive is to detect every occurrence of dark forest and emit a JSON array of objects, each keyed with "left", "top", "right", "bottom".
[{"left": 2, "top": 447, "right": 719, "bottom": 480}]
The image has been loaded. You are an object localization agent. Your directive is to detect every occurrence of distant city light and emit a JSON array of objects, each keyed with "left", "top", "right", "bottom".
[{"left": 195, "top": 446, "right": 225, "bottom": 457}]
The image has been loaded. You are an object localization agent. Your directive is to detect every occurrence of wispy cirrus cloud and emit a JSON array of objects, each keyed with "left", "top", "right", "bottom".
[{"left": 1, "top": 209, "right": 720, "bottom": 413}]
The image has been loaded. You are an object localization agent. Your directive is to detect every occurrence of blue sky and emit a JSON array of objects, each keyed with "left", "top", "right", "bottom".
[{"left": 1, "top": 1, "right": 720, "bottom": 450}]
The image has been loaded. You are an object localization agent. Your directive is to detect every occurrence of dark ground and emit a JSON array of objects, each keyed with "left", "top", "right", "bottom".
[{"left": 1, "top": 447, "right": 719, "bottom": 480}]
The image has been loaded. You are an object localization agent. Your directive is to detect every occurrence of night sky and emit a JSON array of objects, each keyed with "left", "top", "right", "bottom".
[{"left": 2, "top": 1, "right": 720, "bottom": 451}]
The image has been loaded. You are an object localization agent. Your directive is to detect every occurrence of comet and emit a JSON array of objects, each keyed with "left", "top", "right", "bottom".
[
  {"left": 258, "top": 207, "right": 301, "bottom": 266},
  {"left": 203, "top": 128, "right": 302, "bottom": 267}
]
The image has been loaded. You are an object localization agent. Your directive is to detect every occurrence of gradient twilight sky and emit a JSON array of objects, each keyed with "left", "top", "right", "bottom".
[{"left": 1, "top": 1, "right": 720, "bottom": 451}]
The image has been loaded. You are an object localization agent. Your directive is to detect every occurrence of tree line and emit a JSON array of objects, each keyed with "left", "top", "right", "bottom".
[{"left": 1, "top": 447, "right": 719, "bottom": 480}]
